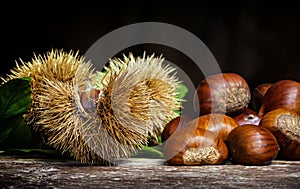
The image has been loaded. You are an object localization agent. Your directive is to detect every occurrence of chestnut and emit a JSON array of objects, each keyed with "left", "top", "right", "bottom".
[
  {"left": 186, "top": 113, "right": 238, "bottom": 141},
  {"left": 251, "top": 83, "right": 272, "bottom": 112},
  {"left": 260, "top": 108, "right": 300, "bottom": 160},
  {"left": 161, "top": 115, "right": 193, "bottom": 142},
  {"left": 164, "top": 125, "right": 228, "bottom": 165},
  {"left": 225, "top": 124, "right": 279, "bottom": 165},
  {"left": 259, "top": 80, "right": 300, "bottom": 115},
  {"left": 195, "top": 73, "right": 251, "bottom": 116},
  {"left": 80, "top": 88, "right": 101, "bottom": 111},
  {"left": 233, "top": 108, "right": 262, "bottom": 126}
]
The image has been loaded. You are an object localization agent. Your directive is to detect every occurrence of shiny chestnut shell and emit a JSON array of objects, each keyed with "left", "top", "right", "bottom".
[
  {"left": 80, "top": 88, "right": 101, "bottom": 111},
  {"left": 164, "top": 125, "right": 228, "bottom": 165},
  {"left": 260, "top": 108, "right": 300, "bottom": 160},
  {"left": 233, "top": 109, "right": 262, "bottom": 126},
  {"left": 161, "top": 115, "right": 193, "bottom": 142},
  {"left": 226, "top": 124, "right": 279, "bottom": 165},
  {"left": 195, "top": 73, "right": 251, "bottom": 116},
  {"left": 251, "top": 83, "right": 272, "bottom": 112},
  {"left": 186, "top": 113, "right": 238, "bottom": 141},
  {"left": 259, "top": 80, "right": 300, "bottom": 115}
]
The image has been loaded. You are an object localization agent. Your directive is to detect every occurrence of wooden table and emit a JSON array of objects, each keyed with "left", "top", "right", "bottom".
[{"left": 0, "top": 156, "right": 299, "bottom": 188}]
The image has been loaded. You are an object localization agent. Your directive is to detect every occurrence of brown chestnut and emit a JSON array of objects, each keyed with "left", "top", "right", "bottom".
[
  {"left": 80, "top": 88, "right": 101, "bottom": 111},
  {"left": 195, "top": 73, "right": 251, "bottom": 116},
  {"left": 161, "top": 115, "right": 193, "bottom": 143},
  {"left": 186, "top": 113, "right": 238, "bottom": 141},
  {"left": 251, "top": 83, "right": 272, "bottom": 112},
  {"left": 164, "top": 125, "right": 228, "bottom": 165},
  {"left": 260, "top": 108, "right": 300, "bottom": 160},
  {"left": 259, "top": 80, "right": 300, "bottom": 115},
  {"left": 226, "top": 124, "right": 279, "bottom": 165},
  {"left": 233, "top": 108, "right": 262, "bottom": 126}
]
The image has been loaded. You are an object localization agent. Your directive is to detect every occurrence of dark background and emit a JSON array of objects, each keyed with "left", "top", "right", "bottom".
[{"left": 2, "top": 1, "right": 300, "bottom": 91}]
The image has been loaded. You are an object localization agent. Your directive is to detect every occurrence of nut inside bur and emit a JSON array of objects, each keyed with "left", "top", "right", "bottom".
[
  {"left": 277, "top": 114, "right": 300, "bottom": 141},
  {"left": 182, "top": 147, "right": 220, "bottom": 165}
]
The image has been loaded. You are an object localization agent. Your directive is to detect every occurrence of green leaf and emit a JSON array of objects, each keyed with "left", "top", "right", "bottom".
[
  {"left": 174, "top": 83, "right": 189, "bottom": 116},
  {"left": 0, "top": 78, "right": 31, "bottom": 143},
  {"left": 176, "top": 83, "right": 189, "bottom": 100},
  {"left": 0, "top": 116, "right": 23, "bottom": 143},
  {"left": 0, "top": 78, "right": 31, "bottom": 121},
  {"left": 20, "top": 77, "right": 31, "bottom": 82},
  {"left": 0, "top": 118, "right": 31, "bottom": 148},
  {"left": 131, "top": 145, "right": 164, "bottom": 159}
]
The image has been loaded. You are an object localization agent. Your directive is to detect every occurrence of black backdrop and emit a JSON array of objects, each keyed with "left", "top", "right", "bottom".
[{"left": 2, "top": 1, "right": 300, "bottom": 91}]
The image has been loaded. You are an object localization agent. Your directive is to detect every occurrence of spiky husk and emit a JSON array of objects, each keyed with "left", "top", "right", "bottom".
[
  {"left": 95, "top": 53, "right": 181, "bottom": 144},
  {"left": 3, "top": 50, "right": 181, "bottom": 165},
  {"left": 3, "top": 49, "right": 110, "bottom": 164},
  {"left": 3, "top": 49, "right": 84, "bottom": 130}
]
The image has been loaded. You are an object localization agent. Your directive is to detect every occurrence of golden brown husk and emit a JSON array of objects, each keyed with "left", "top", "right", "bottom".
[
  {"left": 3, "top": 50, "right": 181, "bottom": 165},
  {"left": 95, "top": 53, "right": 181, "bottom": 143},
  {"left": 3, "top": 49, "right": 109, "bottom": 164}
]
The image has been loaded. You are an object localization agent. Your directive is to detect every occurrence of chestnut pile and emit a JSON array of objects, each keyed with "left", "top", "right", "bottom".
[{"left": 162, "top": 73, "right": 300, "bottom": 165}]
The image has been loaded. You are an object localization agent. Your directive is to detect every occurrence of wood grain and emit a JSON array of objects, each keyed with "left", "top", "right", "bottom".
[{"left": 1, "top": 156, "right": 300, "bottom": 188}]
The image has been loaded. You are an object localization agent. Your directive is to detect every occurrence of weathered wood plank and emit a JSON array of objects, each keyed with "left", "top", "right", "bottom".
[{"left": 0, "top": 156, "right": 299, "bottom": 188}]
